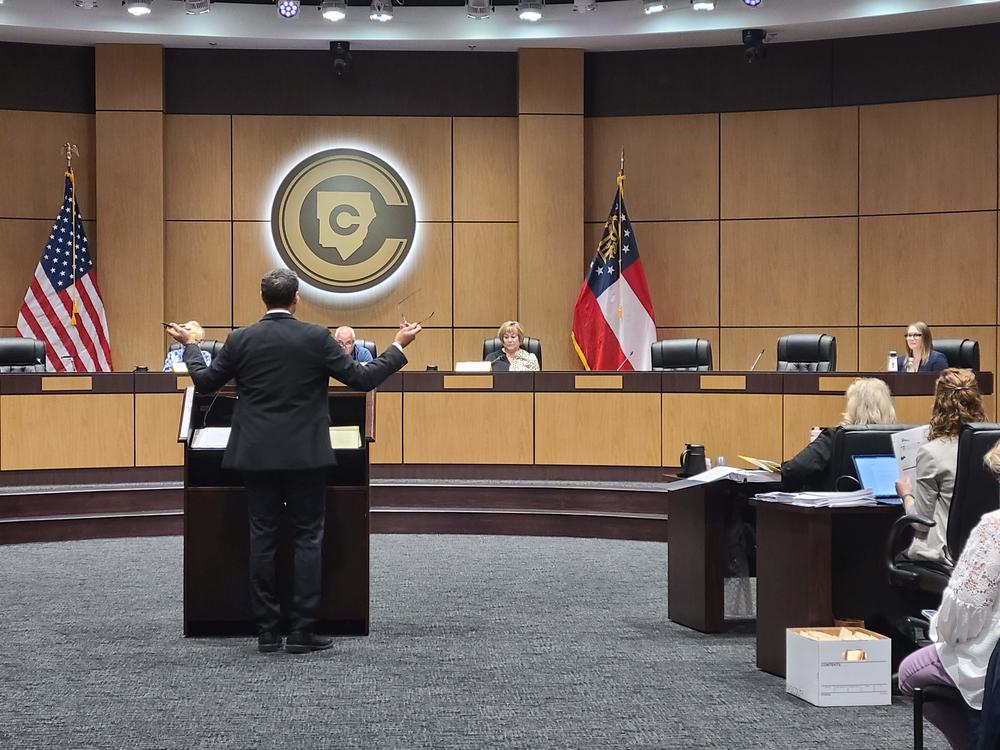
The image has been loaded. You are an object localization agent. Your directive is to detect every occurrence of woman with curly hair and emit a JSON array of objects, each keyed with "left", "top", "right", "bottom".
[{"left": 895, "top": 368, "right": 985, "bottom": 564}]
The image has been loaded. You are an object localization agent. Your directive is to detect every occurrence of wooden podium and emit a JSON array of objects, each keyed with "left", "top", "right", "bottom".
[{"left": 178, "top": 386, "right": 374, "bottom": 637}]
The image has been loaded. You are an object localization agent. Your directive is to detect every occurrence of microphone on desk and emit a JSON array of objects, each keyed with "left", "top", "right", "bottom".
[
  {"left": 749, "top": 349, "right": 765, "bottom": 372},
  {"left": 615, "top": 351, "right": 635, "bottom": 372}
]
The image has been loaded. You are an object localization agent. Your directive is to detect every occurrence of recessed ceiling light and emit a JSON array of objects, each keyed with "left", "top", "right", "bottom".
[
  {"left": 742, "top": 0, "right": 763, "bottom": 6},
  {"left": 466, "top": 0, "right": 493, "bottom": 20},
  {"left": 123, "top": 0, "right": 152, "bottom": 15},
  {"left": 184, "top": 0, "right": 211, "bottom": 14},
  {"left": 691, "top": 0, "right": 714, "bottom": 9},
  {"left": 518, "top": 0, "right": 543, "bottom": 22},
  {"left": 75, "top": 0, "right": 101, "bottom": 8},
  {"left": 276, "top": 0, "right": 300, "bottom": 19},
  {"left": 643, "top": 0, "right": 665, "bottom": 15},
  {"left": 370, "top": 0, "right": 393, "bottom": 22},
  {"left": 320, "top": 0, "right": 347, "bottom": 21},
  {"left": 573, "top": 0, "right": 597, "bottom": 13}
]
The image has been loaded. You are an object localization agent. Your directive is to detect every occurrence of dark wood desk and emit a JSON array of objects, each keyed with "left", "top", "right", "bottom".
[
  {"left": 666, "top": 478, "right": 776, "bottom": 633},
  {"left": 752, "top": 500, "right": 905, "bottom": 677}
]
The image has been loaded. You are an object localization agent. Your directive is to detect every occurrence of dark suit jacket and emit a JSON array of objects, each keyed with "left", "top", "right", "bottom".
[
  {"left": 183, "top": 312, "right": 406, "bottom": 472},
  {"left": 780, "top": 427, "right": 837, "bottom": 491},
  {"left": 897, "top": 350, "right": 948, "bottom": 373}
]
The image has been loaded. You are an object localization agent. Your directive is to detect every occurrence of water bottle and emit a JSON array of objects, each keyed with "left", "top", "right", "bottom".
[{"left": 887, "top": 350, "right": 898, "bottom": 372}]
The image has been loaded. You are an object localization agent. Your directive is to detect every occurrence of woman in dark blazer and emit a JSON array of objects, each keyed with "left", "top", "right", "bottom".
[{"left": 898, "top": 321, "right": 948, "bottom": 372}]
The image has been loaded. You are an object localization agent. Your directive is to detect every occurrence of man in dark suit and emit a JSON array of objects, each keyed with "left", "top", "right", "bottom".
[{"left": 167, "top": 269, "right": 420, "bottom": 654}]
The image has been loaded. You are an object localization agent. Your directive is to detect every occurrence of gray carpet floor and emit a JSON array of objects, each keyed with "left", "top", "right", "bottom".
[{"left": 0, "top": 535, "right": 943, "bottom": 750}]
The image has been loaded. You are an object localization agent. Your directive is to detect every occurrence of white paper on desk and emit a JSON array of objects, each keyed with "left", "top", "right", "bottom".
[
  {"left": 891, "top": 425, "right": 929, "bottom": 483},
  {"left": 190, "top": 426, "right": 231, "bottom": 450},
  {"left": 687, "top": 466, "right": 780, "bottom": 484}
]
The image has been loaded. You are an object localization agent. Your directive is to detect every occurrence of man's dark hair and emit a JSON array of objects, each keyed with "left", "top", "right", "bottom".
[{"left": 261, "top": 268, "right": 299, "bottom": 309}]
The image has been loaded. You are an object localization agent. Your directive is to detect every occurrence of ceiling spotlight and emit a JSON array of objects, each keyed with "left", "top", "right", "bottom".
[
  {"left": 184, "top": 0, "right": 211, "bottom": 13},
  {"left": 691, "top": 0, "right": 714, "bottom": 9},
  {"left": 123, "top": 0, "right": 152, "bottom": 15},
  {"left": 518, "top": 0, "right": 543, "bottom": 22},
  {"left": 573, "top": 0, "right": 597, "bottom": 13},
  {"left": 643, "top": 0, "right": 665, "bottom": 14},
  {"left": 742, "top": 0, "right": 762, "bottom": 5},
  {"left": 320, "top": 0, "right": 347, "bottom": 21},
  {"left": 370, "top": 0, "right": 393, "bottom": 21},
  {"left": 466, "top": 0, "right": 493, "bottom": 20},
  {"left": 75, "top": 0, "right": 100, "bottom": 7},
  {"left": 276, "top": 0, "right": 300, "bottom": 18}
]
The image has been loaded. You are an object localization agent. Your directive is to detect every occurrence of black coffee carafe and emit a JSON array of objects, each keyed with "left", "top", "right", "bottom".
[{"left": 679, "top": 443, "right": 707, "bottom": 477}]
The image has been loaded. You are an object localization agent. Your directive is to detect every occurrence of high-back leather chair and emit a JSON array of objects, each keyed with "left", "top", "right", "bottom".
[
  {"left": 651, "top": 338, "right": 713, "bottom": 371},
  {"left": 776, "top": 333, "right": 837, "bottom": 372},
  {"left": 168, "top": 340, "right": 226, "bottom": 360},
  {"left": 356, "top": 339, "right": 377, "bottom": 358},
  {"left": 0, "top": 337, "right": 47, "bottom": 373},
  {"left": 483, "top": 337, "right": 542, "bottom": 369},
  {"left": 825, "top": 424, "right": 915, "bottom": 491},
  {"left": 886, "top": 422, "right": 1000, "bottom": 598},
  {"left": 935, "top": 338, "right": 980, "bottom": 371}
]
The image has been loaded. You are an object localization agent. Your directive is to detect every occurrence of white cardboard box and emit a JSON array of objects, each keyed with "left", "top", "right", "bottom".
[{"left": 785, "top": 627, "right": 891, "bottom": 706}]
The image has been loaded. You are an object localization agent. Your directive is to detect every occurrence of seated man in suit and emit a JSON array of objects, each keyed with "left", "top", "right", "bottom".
[
  {"left": 162, "top": 321, "right": 210, "bottom": 372},
  {"left": 333, "top": 326, "right": 373, "bottom": 364}
]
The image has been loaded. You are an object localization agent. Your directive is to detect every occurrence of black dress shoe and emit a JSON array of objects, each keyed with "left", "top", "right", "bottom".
[
  {"left": 257, "top": 631, "right": 283, "bottom": 653},
  {"left": 285, "top": 632, "right": 333, "bottom": 654}
]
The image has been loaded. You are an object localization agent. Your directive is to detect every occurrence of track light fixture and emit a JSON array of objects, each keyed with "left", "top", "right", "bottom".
[
  {"left": 75, "top": 0, "right": 101, "bottom": 7},
  {"left": 276, "top": 0, "right": 300, "bottom": 19},
  {"left": 742, "top": 0, "right": 763, "bottom": 6},
  {"left": 573, "top": 0, "right": 597, "bottom": 13},
  {"left": 123, "top": 0, "right": 152, "bottom": 15},
  {"left": 643, "top": 0, "right": 665, "bottom": 15},
  {"left": 466, "top": 0, "right": 493, "bottom": 20},
  {"left": 691, "top": 0, "right": 714, "bottom": 9},
  {"left": 518, "top": 0, "right": 543, "bottom": 22},
  {"left": 184, "top": 0, "right": 211, "bottom": 13},
  {"left": 370, "top": 0, "right": 393, "bottom": 21},
  {"left": 320, "top": 0, "right": 347, "bottom": 21}
]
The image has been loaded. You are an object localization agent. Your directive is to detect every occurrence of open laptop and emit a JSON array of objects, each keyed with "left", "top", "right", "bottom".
[{"left": 852, "top": 455, "right": 902, "bottom": 504}]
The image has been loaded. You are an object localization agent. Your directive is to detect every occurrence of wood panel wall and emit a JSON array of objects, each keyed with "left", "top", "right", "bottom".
[{"left": 3, "top": 49, "right": 999, "bottom": 417}]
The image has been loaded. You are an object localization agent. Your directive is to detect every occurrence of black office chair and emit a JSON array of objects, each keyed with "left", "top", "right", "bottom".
[
  {"left": 356, "top": 339, "right": 377, "bottom": 358},
  {"left": 483, "top": 337, "right": 542, "bottom": 369},
  {"left": 825, "top": 424, "right": 915, "bottom": 491},
  {"left": 776, "top": 333, "right": 837, "bottom": 372},
  {"left": 887, "top": 423, "right": 1000, "bottom": 599},
  {"left": 168, "top": 340, "right": 226, "bottom": 360},
  {"left": 0, "top": 337, "right": 47, "bottom": 373},
  {"left": 936, "top": 338, "right": 980, "bottom": 371},
  {"left": 651, "top": 338, "right": 713, "bottom": 371}
]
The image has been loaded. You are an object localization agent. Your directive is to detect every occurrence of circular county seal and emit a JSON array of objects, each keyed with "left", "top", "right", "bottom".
[{"left": 271, "top": 148, "right": 416, "bottom": 293}]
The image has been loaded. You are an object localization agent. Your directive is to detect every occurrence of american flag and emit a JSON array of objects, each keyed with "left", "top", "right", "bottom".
[
  {"left": 16, "top": 170, "right": 112, "bottom": 372},
  {"left": 572, "top": 178, "right": 656, "bottom": 371}
]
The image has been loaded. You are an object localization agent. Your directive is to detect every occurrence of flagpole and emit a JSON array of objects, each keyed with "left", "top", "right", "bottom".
[
  {"left": 617, "top": 148, "right": 624, "bottom": 323},
  {"left": 64, "top": 142, "right": 79, "bottom": 327}
]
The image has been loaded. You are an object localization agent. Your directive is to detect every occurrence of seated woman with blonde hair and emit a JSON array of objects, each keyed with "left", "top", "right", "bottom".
[
  {"left": 490, "top": 320, "right": 539, "bottom": 372},
  {"left": 896, "top": 368, "right": 985, "bottom": 564},
  {"left": 781, "top": 377, "right": 896, "bottom": 491}
]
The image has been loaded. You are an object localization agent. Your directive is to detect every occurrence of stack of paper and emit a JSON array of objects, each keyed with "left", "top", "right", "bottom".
[
  {"left": 754, "top": 489, "right": 876, "bottom": 508},
  {"left": 687, "top": 466, "right": 781, "bottom": 484}
]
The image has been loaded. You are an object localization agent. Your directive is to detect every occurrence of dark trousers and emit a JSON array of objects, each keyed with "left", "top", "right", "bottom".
[{"left": 242, "top": 469, "right": 327, "bottom": 635}]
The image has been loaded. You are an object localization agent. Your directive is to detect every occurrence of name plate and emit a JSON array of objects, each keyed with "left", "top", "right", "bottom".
[
  {"left": 41, "top": 376, "right": 92, "bottom": 392},
  {"left": 699, "top": 375, "right": 746, "bottom": 391},
  {"left": 443, "top": 375, "right": 493, "bottom": 389},
  {"left": 818, "top": 376, "right": 853, "bottom": 393},
  {"left": 574, "top": 375, "right": 623, "bottom": 390}
]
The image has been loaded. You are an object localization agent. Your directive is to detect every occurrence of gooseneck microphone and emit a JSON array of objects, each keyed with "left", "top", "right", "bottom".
[{"left": 615, "top": 351, "right": 635, "bottom": 371}]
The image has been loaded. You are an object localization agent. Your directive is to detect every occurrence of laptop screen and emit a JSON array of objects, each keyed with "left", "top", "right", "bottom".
[{"left": 852, "top": 455, "right": 899, "bottom": 499}]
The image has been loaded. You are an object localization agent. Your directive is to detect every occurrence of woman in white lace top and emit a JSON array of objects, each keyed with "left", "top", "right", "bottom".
[{"left": 898, "top": 439, "right": 1000, "bottom": 749}]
